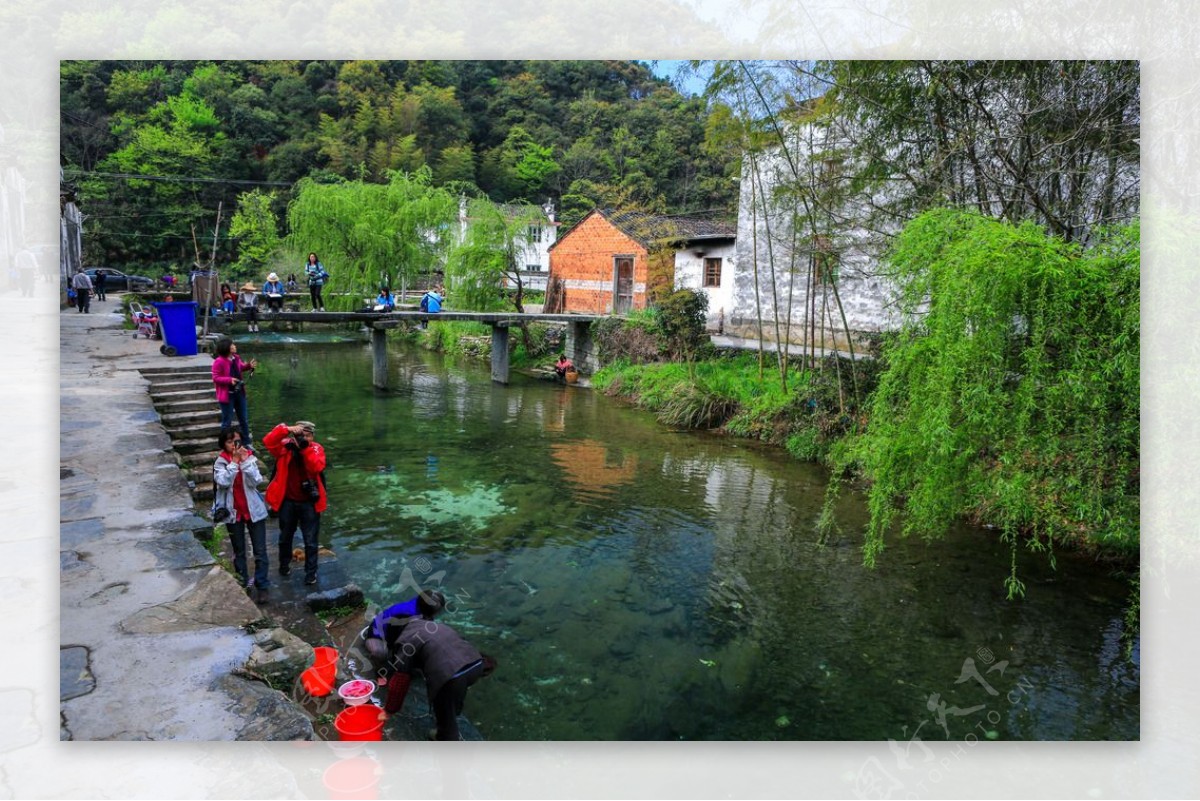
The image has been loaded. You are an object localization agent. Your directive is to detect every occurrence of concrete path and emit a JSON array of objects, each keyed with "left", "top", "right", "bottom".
[
  {"left": 59, "top": 296, "right": 313, "bottom": 740},
  {"left": 710, "top": 333, "right": 869, "bottom": 361}
]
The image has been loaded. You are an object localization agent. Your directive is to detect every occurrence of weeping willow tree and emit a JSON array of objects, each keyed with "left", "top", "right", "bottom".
[
  {"left": 446, "top": 197, "right": 545, "bottom": 313},
  {"left": 834, "top": 209, "right": 1139, "bottom": 596},
  {"left": 286, "top": 167, "right": 457, "bottom": 306}
]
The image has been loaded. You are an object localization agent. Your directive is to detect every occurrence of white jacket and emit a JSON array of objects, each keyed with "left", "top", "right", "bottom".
[{"left": 212, "top": 451, "right": 269, "bottom": 523}]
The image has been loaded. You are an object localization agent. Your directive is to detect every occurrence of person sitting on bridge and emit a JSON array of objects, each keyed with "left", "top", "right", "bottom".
[
  {"left": 262, "top": 272, "right": 286, "bottom": 312},
  {"left": 238, "top": 282, "right": 261, "bottom": 333},
  {"left": 369, "top": 591, "right": 497, "bottom": 740},
  {"left": 374, "top": 287, "right": 395, "bottom": 311}
]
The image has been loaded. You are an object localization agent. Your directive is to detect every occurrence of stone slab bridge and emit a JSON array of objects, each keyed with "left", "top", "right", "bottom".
[{"left": 234, "top": 310, "right": 607, "bottom": 387}]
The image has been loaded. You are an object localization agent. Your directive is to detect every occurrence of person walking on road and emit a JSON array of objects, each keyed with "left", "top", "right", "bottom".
[
  {"left": 71, "top": 267, "right": 93, "bottom": 313},
  {"left": 92, "top": 269, "right": 107, "bottom": 302},
  {"left": 263, "top": 420, "right": 327, "bottom": 586},
  {"left": 212, "top": 428, "right": 271, "bottom": 604}
]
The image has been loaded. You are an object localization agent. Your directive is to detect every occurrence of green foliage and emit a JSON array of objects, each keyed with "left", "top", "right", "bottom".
[
  {"left": 839, "top": 210, "right": 1139, "bottom": 584},
  {"left": 445, "top": 197, "right": 545, "bottom": 312},
  {"left": 286, "top": 168, "right": 457, "bottom": 298},
  {"left": 229, "top": 189, "right": 282, "bottom": 281},
  {"left": 654, "top": 288, "right": 709, "bottom": 361},
  {"left": 63, "top": 60, "right": 741, "bottom": 272}
]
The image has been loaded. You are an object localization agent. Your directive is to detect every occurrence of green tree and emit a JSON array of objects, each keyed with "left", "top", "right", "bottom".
[
  {"left": 229, "top": 189, "right": 282, "bottom": 281},
  {"left": 835, "top": 210, "right": 1139, "bottom": 594},
  {"left": 286, "top": 168, "right": 457, "bottom": 305}
]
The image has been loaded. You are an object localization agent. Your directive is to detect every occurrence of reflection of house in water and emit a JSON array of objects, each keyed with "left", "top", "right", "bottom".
[{"left": 550, "top": 439, "right": 637, "bottom": 501}]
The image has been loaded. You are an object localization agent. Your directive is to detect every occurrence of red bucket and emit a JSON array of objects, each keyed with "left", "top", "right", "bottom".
[
  {"left": 301, "top": 646, "right": 339, "bottom": 696},
  {"left": 301, "top": 667, "right": 335, "bottom": 696},
  {"left": 334, "top": 705, "right": 386, "bottom": 741}
]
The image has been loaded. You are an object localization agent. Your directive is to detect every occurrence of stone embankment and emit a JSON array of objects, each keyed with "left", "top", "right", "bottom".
[{"left": 60, "top": 304, "right": 338, "bottom": 740}]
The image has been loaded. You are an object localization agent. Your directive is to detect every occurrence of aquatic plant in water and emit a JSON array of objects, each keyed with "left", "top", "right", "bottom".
[{"left": 397, "top": 482, "right": 513, "bottom": 530}]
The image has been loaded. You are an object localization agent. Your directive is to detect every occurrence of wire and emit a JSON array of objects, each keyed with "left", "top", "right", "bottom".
[{"left": 62, "top": 169, "right": 293, "bottom": 188}]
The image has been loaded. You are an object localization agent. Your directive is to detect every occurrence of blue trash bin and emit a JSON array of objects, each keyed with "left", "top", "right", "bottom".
[{"left": 152, "top": 301, "right": 199, "bottom": 357}]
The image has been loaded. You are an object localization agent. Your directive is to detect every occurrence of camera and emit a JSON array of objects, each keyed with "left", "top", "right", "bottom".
[
  {"left": 300, "top": 479, "right": 321, "bottom": 503},
  {"left": 212, "top": 506, "right": 231, "bottom": 524}
]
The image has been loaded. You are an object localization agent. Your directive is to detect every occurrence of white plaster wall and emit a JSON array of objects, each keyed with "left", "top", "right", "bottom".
[
  {"left": 731, "top": 125, "right": 902, "bottom": 350},
  {"left": 673, "top": 240, "right": 737, "bottom": 332}
]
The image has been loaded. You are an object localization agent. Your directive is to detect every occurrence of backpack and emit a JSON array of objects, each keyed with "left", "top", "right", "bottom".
[{"left": 420, "top": 293, "right": 430, "bottom": 312}]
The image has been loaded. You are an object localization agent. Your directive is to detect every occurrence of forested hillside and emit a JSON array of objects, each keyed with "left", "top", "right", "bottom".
[{"left": 60, "top": 59, "right": 738, "bottom": 271}]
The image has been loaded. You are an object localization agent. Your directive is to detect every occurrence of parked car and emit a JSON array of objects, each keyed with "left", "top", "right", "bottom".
[{"left": 83, "top": 268, "right": 156, "bottom": 290}]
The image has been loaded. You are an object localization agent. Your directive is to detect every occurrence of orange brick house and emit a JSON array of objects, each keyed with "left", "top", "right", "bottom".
[{"left": 546, "top": 209, "right": 734, "bottom": 315}]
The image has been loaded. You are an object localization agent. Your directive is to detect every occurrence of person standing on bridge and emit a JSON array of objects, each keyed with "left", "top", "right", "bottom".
[
  {"left": 264, "top": 420, "right": 327, "bottom": 586},
  {"left": 305, "top": 252, "right": 328, "bottom": 311}
]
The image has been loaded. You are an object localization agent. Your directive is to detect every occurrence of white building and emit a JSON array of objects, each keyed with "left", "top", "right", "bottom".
[
  {"left": 730, "top": 122, "right": 900, "bottom": 352},
  {"left": 458, "top": 198, "right": 558, "bottom": 292},
  {"left": 668, "top": 216, "right": 738, "bottom": 332}
]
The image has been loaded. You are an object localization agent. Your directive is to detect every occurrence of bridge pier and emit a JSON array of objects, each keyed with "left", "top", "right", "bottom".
[
  {"left": 490, "top": 324, "right": 510, "bottom": 384},
  {"left": 566, "top": 320, "right": 599, "bottom": 375},
  {"left": 371, "top": 320, "right": 401, "bottom": 389}
]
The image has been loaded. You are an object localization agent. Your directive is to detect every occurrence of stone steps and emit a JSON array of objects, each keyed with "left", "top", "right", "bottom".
[
  {"left": 150, "top": 379, "right": 213, "bottom": 393},
  {"left": 154, "top": 398, "right": 217, "bottom": 414}
]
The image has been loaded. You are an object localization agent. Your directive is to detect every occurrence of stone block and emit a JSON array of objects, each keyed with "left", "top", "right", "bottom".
[
  {"left": 305, "top": 583, "right": 365, "bottom": 613},
  {"left": 246, "top": 627, "right": 315, "bottom": 685}
]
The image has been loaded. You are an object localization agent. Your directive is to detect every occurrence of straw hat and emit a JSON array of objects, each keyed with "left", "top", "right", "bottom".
[
  {"left": 267, "top": 272, "right": 280, "bottom": 282},
  {"left": 241, "top": 282, "right": 257, "bottom": 291}
]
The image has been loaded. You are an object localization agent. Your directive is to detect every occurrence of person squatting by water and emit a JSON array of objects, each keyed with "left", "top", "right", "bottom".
[
  {"left": 238, "top": 282, "right": 261, "bottom": 332},
  {"left": 305, "top": 252, "right": 327, "bottom": 311},
  {"left": 212, "top": 428, "right": 271, "bottom": 604},
  {"left": 264, "top": 420, "right": 327, "bottom": 586},
  {"left": 364, "top": 591, "right": 497, "bottom": 741},
  {"left": 554, "top": 352, "right": 574, "bottom": 381},
  {"left": 211, "top": 337, "right": 257, "bottom": 445}
]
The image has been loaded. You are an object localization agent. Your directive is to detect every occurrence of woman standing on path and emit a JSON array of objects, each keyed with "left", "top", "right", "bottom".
[
  {"left": 305, "top": 252, "right": 327, "bottom": 311},
  {"left": 212, "top": 428, "right": 271, "bottom": 604},
  {"left": 212, "top": 337, "right": 257, "bottom": 446}
]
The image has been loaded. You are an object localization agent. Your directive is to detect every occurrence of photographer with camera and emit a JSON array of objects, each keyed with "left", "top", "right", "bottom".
[
  {"left": 212, "top": 428, "right": 271, "bottom": 604},
  {"left": 263, "top": 420, "right": 327, "bottom": 586},
  {"left": 212, "top": 338, "right": 257, "bottom": 446}
]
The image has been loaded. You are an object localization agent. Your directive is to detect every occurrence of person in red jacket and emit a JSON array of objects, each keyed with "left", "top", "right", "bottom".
[{"left": 263, "top": 420, "right": 327, "bottom": 586}]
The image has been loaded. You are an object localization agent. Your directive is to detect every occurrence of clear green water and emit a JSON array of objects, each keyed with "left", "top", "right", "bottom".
[{"left": 242, "top": 335, "right": 1139, "bottom": 740}]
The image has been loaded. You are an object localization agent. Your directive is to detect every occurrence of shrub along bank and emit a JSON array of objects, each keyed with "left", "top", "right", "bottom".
[{"left": 593, "top": 212, "right": 1140, "bottom": 597}]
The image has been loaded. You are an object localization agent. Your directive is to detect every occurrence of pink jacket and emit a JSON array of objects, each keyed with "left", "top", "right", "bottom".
[{"left": 212, "top": 355, "right": 253, "bottom": 403}]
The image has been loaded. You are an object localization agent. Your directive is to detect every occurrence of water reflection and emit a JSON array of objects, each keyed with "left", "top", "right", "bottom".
[{"left": 247, "top": 341, "right": 1139, "bottom": 740}]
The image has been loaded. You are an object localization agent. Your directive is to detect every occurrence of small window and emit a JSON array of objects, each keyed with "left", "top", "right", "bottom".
[
  {"left": 820, "top": 157, "right": 843, "bottom": 185},
  {"left": 525, "top": 264, "right": 543, "bottom": 272},
  {"left": 527, "top": 225, "right": 542, "bottom": 244},
  {"left": 811, "top": 235, "right": 838, "bottom": 284},
  {"left": 703, "top": 257, "right": 722, "bottom": 288}
]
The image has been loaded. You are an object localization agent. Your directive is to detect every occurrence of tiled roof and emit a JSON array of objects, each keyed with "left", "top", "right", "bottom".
[{"left": 600, "top": 208, "right": 736, "bottom": 245}]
